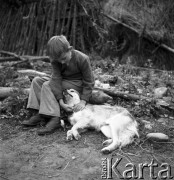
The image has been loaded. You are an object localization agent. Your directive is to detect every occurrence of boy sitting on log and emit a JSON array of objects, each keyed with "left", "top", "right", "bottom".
[{"left": 22, "top": 35, "right": 94, "bottom": 135}]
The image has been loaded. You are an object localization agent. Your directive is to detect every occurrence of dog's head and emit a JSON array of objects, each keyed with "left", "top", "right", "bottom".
[{"left": 63, "top": 89, "right": 80, "bottom": 106}]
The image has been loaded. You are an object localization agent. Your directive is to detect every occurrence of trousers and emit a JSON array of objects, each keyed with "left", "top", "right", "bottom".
[{"left": 27, "top": 76, "right": 82, "bottom": 117}]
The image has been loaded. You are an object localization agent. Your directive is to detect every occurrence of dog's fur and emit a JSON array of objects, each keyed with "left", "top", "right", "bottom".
[{"left": 63, "top": 89, "right": 139, "bottom": 153}]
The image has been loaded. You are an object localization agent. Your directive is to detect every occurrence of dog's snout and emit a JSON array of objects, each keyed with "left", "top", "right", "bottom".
[{"left": 63, "top": 89, "right": 73, "bottom": 97}]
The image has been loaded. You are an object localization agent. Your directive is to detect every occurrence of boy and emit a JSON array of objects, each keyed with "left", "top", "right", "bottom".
[{"left": 22, "top": 35, "right": 94, "bottom": 135}]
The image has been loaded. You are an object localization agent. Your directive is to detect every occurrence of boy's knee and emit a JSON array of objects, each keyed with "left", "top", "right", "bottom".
[
  {"left": 32, "top": 76, "right": 43, "bottom": 85},
  {"left": 42, "top": 81, "right": 50, "bottom": 88}
]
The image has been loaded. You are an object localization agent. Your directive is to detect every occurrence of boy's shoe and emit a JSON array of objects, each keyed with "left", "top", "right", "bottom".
[
  {"left": 37, "top": 117, "right": 60, "bottom": 135},
  {"left": 22, "top": 114, "right": 46, "bottom": 126}
]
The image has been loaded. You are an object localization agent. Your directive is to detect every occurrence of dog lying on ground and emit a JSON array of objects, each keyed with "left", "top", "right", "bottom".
[{"left": 63, "top": 89, "right": 139, "bottom": 154}]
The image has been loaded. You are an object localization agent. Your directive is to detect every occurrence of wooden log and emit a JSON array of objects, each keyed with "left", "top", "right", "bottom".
[
  {"left": 94, "top": 87, "right": 152, "bottom": 102},
  {"left": 0, "top": 87, "right": 30, "bottom": 100},
  {"left": 17, "top": 69, "right": 50, "bottom": 77}
]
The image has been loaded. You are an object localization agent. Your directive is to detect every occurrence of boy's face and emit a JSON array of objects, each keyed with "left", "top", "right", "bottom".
[{"left": 58, "top": 50, "right": 72, "bottom": 65}]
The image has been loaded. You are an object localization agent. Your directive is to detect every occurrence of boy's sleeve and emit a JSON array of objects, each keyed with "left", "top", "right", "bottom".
[
  {"left": 80, "top": 57, "right": 94, "bottom": 102},
  {"left": 48, "top": 62, "right": 63, "bottom": 100}
]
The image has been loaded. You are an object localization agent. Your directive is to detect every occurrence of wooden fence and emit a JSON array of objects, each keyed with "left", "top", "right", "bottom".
[{"left": 0, "top": 0, "right": 99, "bottom": 55}]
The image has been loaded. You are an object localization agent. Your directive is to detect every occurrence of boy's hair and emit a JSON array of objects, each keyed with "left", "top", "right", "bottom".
[{"left": 47, "top": 35, "right": 71, "bottom": 59}]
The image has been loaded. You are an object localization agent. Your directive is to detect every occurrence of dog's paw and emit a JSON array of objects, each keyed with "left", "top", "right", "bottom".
[
  {"left": 102, "top": 139, "right": 113, "bottom": 146},
  {"left": 101, "top": 147, "right": 111, "bottom": 154},
  {"left": 66, "top": 130, "right": 73, "bottom": 141},
  {"left": 74, "top": 132, "right": 81, "bottom": 140}
]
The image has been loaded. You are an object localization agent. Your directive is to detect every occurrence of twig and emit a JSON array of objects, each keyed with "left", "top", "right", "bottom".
[
  {"left": 116, "top": 152, "right": 132, "bottom": 163},
  {"left": 47, "top": 161, "right": 70, "bottom": 178},
  {"left": 119, "top": 149, "right": 141, "bottom": 157},
  {"left": 0, "top": 50, "right": 25, "bottom": 61},
  {"left": 137, "top": 143, "right": 174, "bottom": 166},
  {"left": 81, "top": 154, "right": 91, "bottom": 165},
  {"left": 32, "top": 154, "right": 45, "bottom": 168}
]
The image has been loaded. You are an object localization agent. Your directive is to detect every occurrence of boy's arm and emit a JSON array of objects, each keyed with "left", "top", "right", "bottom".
[
  {"left": 49, "top": 62, "right": 63, "bottom": 100},
  {"left": 80, "top": 57, "right": 94, "bottom": 102}
]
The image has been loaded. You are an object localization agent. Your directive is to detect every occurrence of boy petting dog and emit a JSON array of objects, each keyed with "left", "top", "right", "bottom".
[{"left": 22, "top": 35, "right": 95, "bottom": 135}]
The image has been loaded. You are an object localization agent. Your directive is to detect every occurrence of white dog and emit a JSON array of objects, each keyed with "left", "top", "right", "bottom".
[{"left": 63, "top": 89, "right": 139, "bottom": 153}]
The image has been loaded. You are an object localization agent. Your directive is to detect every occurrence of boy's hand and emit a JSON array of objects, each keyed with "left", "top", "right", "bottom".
[
  {"left": 59, "top": 99, "right": 73, "bottom": 112},
  {"left": 73, "top": 100, "right": 86, "bottom": 112},
  {"left": 61, "top": 103, "right": 73, "bottom": 112}
]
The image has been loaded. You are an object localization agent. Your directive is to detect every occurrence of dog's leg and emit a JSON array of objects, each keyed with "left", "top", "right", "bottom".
[
  {"left": 100, "top": 125, "right": 113, "bottom": 146},
  {"left": 101, "top": 127, "right": 120, "bottom": 154},
  {"left": 100, "top": 125, "right": 112, "bottom": 138},
  {"left": 101, "top": 117, "right": 121, "bottom": 154},
  {"left": 102, "top": 139, "right": 113, "bottom": 146},
  {"left": 67, "top": 120, "right": 89, "bottom": 140}
]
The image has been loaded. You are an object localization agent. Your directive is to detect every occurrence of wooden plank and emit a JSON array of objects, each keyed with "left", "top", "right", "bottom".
[
  {"left": 55, "top": 0, "right": 61, "bottom": 34},
  {"left": 72, "top": 1, "right": 77, "bottom": 48},
  {"left": 60, "top": 1, "right": 68, "bottom": 34},
  {"left": 10, "top": 7, "right": 23, "bottom": 52},
  {"left": 65, "top": 0, "right": 73, "bottom": 38},
  {"left": 1, "top": 9, "right": 12, "bottom": 50},
  {"left": 21, "top": 3, "right": 34, "bottom": 55},
  {"left": 40, "top": 4, "right": 52, "bottom": 55},
  {"left": 25, "top": 3, "right": 36, "bottom": 54}
]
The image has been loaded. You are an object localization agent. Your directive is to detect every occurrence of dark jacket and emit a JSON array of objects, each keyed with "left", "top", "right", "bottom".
[{"left": 49, "top": 49, "right": 94, "bottom": 102}]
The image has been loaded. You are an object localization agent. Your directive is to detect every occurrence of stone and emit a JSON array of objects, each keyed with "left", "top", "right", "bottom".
[
  {"left": 156, "top": 99, "right": 169, "bottom": 107},
  {"left": 157, "top": 118, "right": 168, "bottom": 125},
  {"left": 141, "top": 120, "right": 154, "bottom": 130},
  {"left": 154, "top": 87, "right": 168, "bottom": 98},
  {"left": 146, "top": 133, "right": 169, "bottom": 142}
]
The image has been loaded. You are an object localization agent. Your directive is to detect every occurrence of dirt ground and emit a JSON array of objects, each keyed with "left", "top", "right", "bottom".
[{"left": 1, "top": 116, "right": 174, "bottom": 180}]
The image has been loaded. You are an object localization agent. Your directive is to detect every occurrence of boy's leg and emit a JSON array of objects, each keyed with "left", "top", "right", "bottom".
[
  {"left": 39, "top": 81, "right": 60, "bottom": 116},
  {"left": 22, "top": 76, "right": 50, "bottom": 126},
  {"left": 37, "top": 81, "right": 61, "bottom": 135},
  {"left": 27, "top": 76, "right": 50, "bottom": 110}
]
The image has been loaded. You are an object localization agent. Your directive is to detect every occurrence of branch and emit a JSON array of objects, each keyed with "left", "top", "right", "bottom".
[
  {"left": 102, "top": 13, "right": 174, "bottom": 55},
  {"left": 0, "top": 50, "right": 50, "bottom": 63},
  {"left": 0, "top": 50, "right": 25, "bottom": 61}
]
